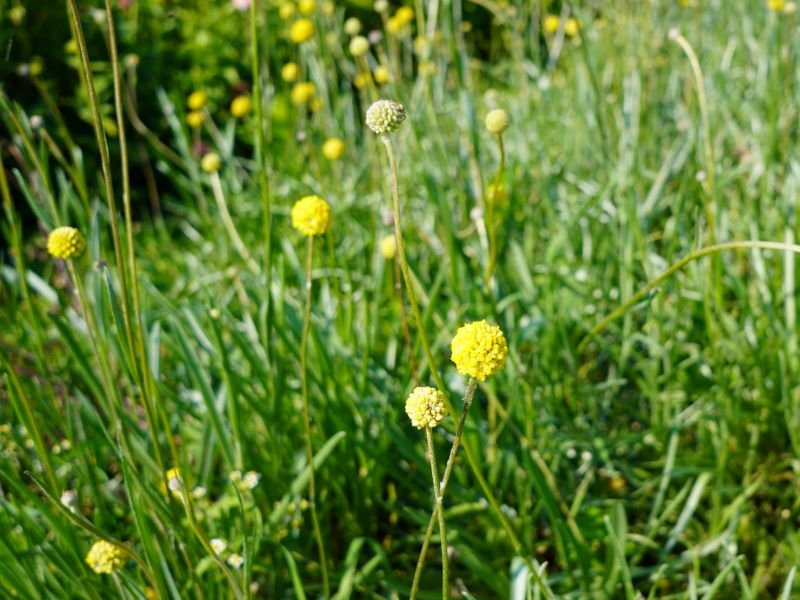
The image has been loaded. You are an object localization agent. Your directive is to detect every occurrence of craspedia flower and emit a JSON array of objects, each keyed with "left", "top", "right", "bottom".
[
  {"left": 450, "top": 320, "right": 508, "bottom": 381},
  {"left": 201, "top": 152, "right": 222, "bottom": 173},
  {"left": 373, "top": 65, "right": 390, "bottom": 84},
  {"left": 365, "top": 99, "right": 406, "bottom": 135},
  {"left": 298, "top": 0, "right": 315, "bottom": 13},
  {"left": 322, "top": 137, "right": 346, "bottom": 160},
  {"left": 405, "top": 386, "right": 447, "bottom": 429},
  {"left": 279, "top": 1, "right": 296, "bottom": 19},
  {"left": 344, "top": 17, "right": 362, "bottom": 35},
  {"left": 188, "top": 90, "right": 208, "bottom": 110},
  {"left": 187, "top": 110, "right": 204, "bottom": 129},
  {"left": 291, "top": 82, "right": 316, "bottom": 105},
  {"left": 379, "top": 234, "right": 397, "bottom": 259},
  {"left": 768, "top": 0, "right": 785, "bottom": 9},
  {"left": 349, "top": 35, "right": 370, "bottom": 57},
  {"left": 485, "top": 108, "right": 509, "bottom": 135},
  {"left": 290, "top": 18, "right": 315, "bottom": 43},
  {"left": 291, "top": 195, "right": 331, "bottom": 236},
  {"left": 230, "top": 95, "right": 252, "bottom": 118},
  {"left": 85, "top": 540, "right": 127, "bottom": 575},
  {"left": 281, "top": 62, "right": 299, "bottom": 82},
  {"left": 47, "top": 227, "right": 86, "bottom": 260}
]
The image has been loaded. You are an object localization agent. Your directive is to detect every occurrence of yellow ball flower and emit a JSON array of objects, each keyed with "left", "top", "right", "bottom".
[
  {"left": 290, "top": 18, "right": 315, "bottom": 43},
  {"left": 279, "top": 2, "right": 296, "bottom": 19},
  {"left": 230, "top": 95, "right": 252, "bottom": 118},
  {"left": 291, "top": 81, "right": 316, "bottom": 105},
  {"left": 405, "top": 386, "right": 447, "bottom": 429},
  {"left": 85, "top": 540, "right": 127, "bottom": 575},
  {"left": 564, "top": 18, "right": 579, "bottom": 37},
  {"left": 322, "top": 137, "right": 346, "bottom": 160},
  {"left": 349, "top": 35, "right": 370, "bottom": 57},
  {"left": 322, "top": 1, "right": 335, "bottom": 15},
  {"left": 543, "top": 14, "right": 560, "bottom": 34},
  {"left": 47, "top": 226, "right": 86, "bottom": 260},
  {"left": 768, "top": 0, "right": 785, "bottom": 9},
  {"left": 299, "top": 0, "right": 316, "bottom": 13},
  {"left": 373, "top": 65, "right": 390, "bottom": 84},
  {"left": 395, "top": 5, "right": 414, "bottom": 25},
  {"left": 354, "top": 74, "right": 368, "bottom": 89},
  {"left": 386, "top": 15, "right": 403, "bottom": 34},
  {"left": 201, "top": 152, "right": 222, "bottom": 173},
  {"left": 344, "top": 17, "right": 361, "bottom": 35},
  {"left": 291, "top": 195, "right": 331, "bottom": 236},
  {"left": 485, "top": 108, "right": 509, "bottom": 135},
  {"left": 379, "top": 234, "right": 397, "bottom": 260},
  {"left": 188, "top": 90, "right": 208, "bottom": 110},
  {"left": 366, "top": 99, "right": 406, "bottom": 134},
  {"left": 187, "top": 110, "right": 204, "bottom": 129},
  {"left": 282, "top": 62, "right": 299, "bottom": 82},
  {"left": 450, "top": 320, "right": 508, "bottom": 381}
]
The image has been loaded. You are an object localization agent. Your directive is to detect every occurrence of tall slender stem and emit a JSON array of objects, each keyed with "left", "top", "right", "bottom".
[
  {"left": 210, "top": 172, "right": 259, "bottom": 273},
  {"left": 379, "top": 133, "right": 547, "bottom": 595},
  {"left": 411, "top": 378, "right": 476, "bottom": 599},
  {"left": 484, "top": 132, "right": 505, "bottom": 288},
  {"left": 424, "top": 427, "right": 449, "bottom": 599},
  {"left": 300, "top": 235, "right": 330, "bottom": 597}
]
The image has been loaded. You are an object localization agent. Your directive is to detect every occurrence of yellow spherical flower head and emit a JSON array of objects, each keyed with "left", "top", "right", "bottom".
[
  {"left": 290, "top": 18, "right": 315, "bottom": 43},
  {"left": 344, "top": 17, "right": 361, "bottom": 36},
  {"left": 188, "top": 90, "right": 208, "bottom": 110},
  {"left": 187, "top": 110, "right": 205, "bottom": 129},
  {"left": 281, "top": 62, "right": 299, "bottom": 82},
  {"left": 366, "top": 99, "right": 406, "bottom": 134},
  {"left": 768, "top": 0, "right": 785, "bottom": 9},
  {"left": 230, "top": 95, "right": 252, "bottom": 118},
  {"left": 485, "top": 108, "right": 509, "bottom": 135},
  {"left": 291, "top": 195, "right": 331, "bottom": 236},
  {"left": 299, "top": 0, "right": 316, "bottom": 13},
  {"left": 85, "top": 540, "right": 127, "bottom": 575},
  {"left": 543, "top": 14, "right": 560, "bottom": 34},
  {"left": 291, "top": 82, "right": 316, "bottom": 105},
  {"left": 395, "top": 5, "right": 414, "bottom": 26},
  {"left": 279, "top": 1, "right": 296, "bottom": 18},
  {"left": 47, "top": 226, "right": 86, "bottom": 260},
  {"left": 373, "top": 65, "right": 390, "bottom": 85},
  {"left": 201, "top": 152, "right": 222, "bottom": 173},
  {"left": 564, "top": 18, "right": 579, "bottom": 37},
  {"left": 379, "top": 234, "right": 397, "bottom": 259},
  {"left": 405, "top": 386, "right": 447, "bottom": 429},
  {"left": 322, "top": 137, "right": 346, "bottom": 160},
  {"left": 349, "top": 35, "right": 370, "bottom": 57},
  {"left": 450, "top": 320, "right": 508, "bottom": 381}
]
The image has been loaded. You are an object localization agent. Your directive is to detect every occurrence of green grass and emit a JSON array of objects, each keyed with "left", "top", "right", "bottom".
[{"left": 2, "top": 0, "right": 800, "bottom": 598}]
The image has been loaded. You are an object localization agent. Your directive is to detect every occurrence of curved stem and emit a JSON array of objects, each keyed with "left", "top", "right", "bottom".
[
  {"left": 380, "top": 134, "right": 548, "bottom": 596},
  {"left": 210, "top": 172, "right": 259, "bottom": 273},
  {"left": 424, "top": 427, "right": 448, "bottom": 599},
  {"left": 300, "top": 235, "right": 330, "bottom": 597},
  {"left": 579, "top": 240, "right": 800, "bottom": 353}
]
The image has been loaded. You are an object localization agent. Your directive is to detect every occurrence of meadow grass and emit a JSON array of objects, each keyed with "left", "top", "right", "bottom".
[{"left": 1, "top": 0, "right": 800, "bottom": 598}]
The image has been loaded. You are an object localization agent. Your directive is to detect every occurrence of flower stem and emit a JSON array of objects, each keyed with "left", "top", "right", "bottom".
[
  {"left": 484, "top": 132, "right": 505, "bottom": 288},
  {"left": 300, "top": 235, "right": 330, "bottom": 597},
  {"left": 424, "top": 427, "right": 448, "bottom": 599},
  {"left": 210, "top": 172, "right": 259, "bottom": 273},
  {"left": 379, "top": 134, "right": 547, "bottom": 595},
  {"left": 411, "top": 379, "right": 476, "bottom": 599}
]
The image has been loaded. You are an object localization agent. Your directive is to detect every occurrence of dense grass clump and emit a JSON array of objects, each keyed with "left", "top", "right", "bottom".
[{"left": 2, "top": 0, "right": 800, "bottom": 598}]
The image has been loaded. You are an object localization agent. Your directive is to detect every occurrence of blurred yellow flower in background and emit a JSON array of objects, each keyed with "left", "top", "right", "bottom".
[
  {"left": 290, "top": 18, "right": 315, "bottom": 43},
  {"left": 230, "top": 95, "right": 252, "bottom": 118},
  {"left": 188, "top": 90, "right": 208, "bottom": 110},
  {"left": 281, "top": 62, "right": 299, "bottom": 82},
  {"left": 322, "top": 137, "right": 346, "bottom": 160}
]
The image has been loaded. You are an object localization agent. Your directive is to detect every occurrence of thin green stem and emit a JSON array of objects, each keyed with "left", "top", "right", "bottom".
[
  {"left": 380, "top": 133, "right": 547, "bottom": 595},
  {"left": 250, "top": 0, "right": 274, "bottom": 373},
  {"left": 484, "top": 132, "right": 505, "bottom": 288},
  {"left": 424, "top": 427, "right": 448, "bottom": 599},
  {"left": 210, "top": 172, "right": 259, "bottom": 273},
  {"left": 578, "top": 240, "right": 800, "bottom": 353},
  {"left": 300, "top": 235, "right": 330, "bottom": 598},
  {"left": 66, "top": 0, "right": 133, "bottom": 353}
]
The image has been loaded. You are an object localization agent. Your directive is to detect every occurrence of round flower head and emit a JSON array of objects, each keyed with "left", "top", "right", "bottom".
[
  {"left": 279, "top": 1, "right": 296, "bottom": 19},
  {"left": 230, "top": 95, "right": 252, "bottom": 118},
  {"left": 349, "top": 35, "right": 370, "bottom": 57},
  {"left": 290, "top": 18, "right": 315, "bottom": 43},
  {"left": 322, "top": 137, "right": 346, "bottom": 160},
  {"left": 85, "top": 540, "right": 127, "bottom": 575},
  {"left": 298, "top": 0, "right": 315, "bottom": 13},
  {"left": 281, "top": 62, "right": 299, "bottom": 82},
  {"left": 450, "top": 320, "right": 508, "bottom": 381},
  {"left": 366, "top": 99, "right": 406, "bottom": 135},
  {"left": 379, "top": 234, "right": 397, "bottom": 259},
  {"left": 405, "top": 386, "right": 447, "bottom": 429},
  {"left": 201, "top": 152, "right": 222, "bottom": 173},
  {"left": 291, "top": 81, "right": 316, "bottom": 105},
  {"left": 485, "top": 108, "right": 509, "bottom": 135},
  {"left": 344, "top": 17, "right": 362, "bottom": 35},
  {"left": 291, "top": 195, "right": 331, "bottom": 236},
  {"left": 47, "top": 226, "right": 86, "bottom": 260},
  {"left": 188, "top": 90, "right": 208, "bottom": 111},
  {"left": 373, "top": 65, "right": 390, "bottom": 84},
  {"left": 187, "top": 110, "right": 204, "bottom": 129}
]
